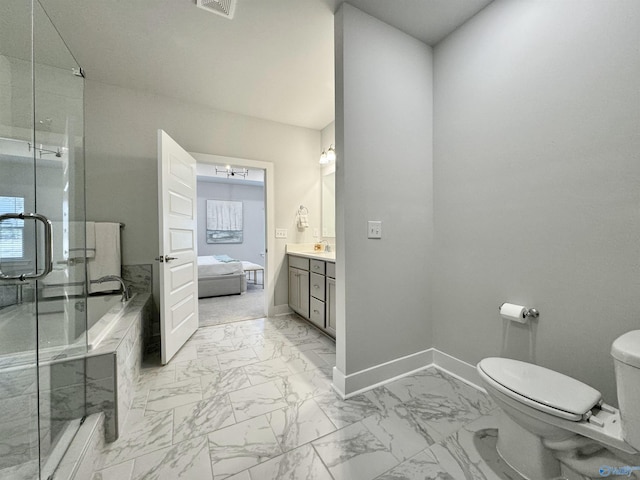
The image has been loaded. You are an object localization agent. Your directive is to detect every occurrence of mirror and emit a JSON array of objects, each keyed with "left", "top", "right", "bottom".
[{"left": 321, "top": 168, "right": 335, "bottom": 237}]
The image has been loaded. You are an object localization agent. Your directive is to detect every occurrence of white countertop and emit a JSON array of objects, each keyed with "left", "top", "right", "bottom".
[{"left": 286, "top": 244, "right": 335, "bottom": 262}]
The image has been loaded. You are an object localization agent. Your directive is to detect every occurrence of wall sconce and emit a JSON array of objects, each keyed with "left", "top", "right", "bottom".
[
  {"left": 319, "top": 145, "right": 336, "bottom": 164},
  {"left": 215, "top": 164, "right": 248, "bottom": 178}
]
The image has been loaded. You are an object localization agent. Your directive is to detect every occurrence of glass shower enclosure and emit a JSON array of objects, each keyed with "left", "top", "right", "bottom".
[{"left": 0, "top": 1, "right": 88, "bottom": 478}]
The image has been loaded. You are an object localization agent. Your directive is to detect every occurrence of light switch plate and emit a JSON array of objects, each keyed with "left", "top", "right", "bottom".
[
  {"left": 368, "top": 221, "right": 382, "bottom": 239},
  {"left": 275, "top": 228, "right": 287, "bottom": 239}
]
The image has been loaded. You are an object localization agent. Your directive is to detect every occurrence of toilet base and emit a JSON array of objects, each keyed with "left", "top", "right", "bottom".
[{"left": 496, "top": 410, "right": 562, "bottom": 480}]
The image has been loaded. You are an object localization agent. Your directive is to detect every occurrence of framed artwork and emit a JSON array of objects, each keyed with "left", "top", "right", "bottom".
[{"left": 206, "top": 200, "right": 243, "bottom": 244}]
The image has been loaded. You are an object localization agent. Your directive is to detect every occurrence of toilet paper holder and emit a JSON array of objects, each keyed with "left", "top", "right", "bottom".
[{"left": 498, "top": 303, "right": 540, "bottom": 319}]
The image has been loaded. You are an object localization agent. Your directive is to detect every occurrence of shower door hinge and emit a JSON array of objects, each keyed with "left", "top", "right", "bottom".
[{"left": 72, "top": 67, "right": 85, "bottom": 78}]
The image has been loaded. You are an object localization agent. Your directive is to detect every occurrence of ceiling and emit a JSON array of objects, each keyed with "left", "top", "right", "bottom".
[{"left": 38, "top": 0, "right": 492, "bottom": 131}]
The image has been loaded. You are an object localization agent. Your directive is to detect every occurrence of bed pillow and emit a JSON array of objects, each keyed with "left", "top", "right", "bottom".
[{"left": 214, "top": 254, "right": 238, "bottom": 263}]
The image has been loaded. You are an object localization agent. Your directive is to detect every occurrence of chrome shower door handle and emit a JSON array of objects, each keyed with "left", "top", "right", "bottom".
[{"left": 0, "top": 213, "right": 53, "bottom": 281}]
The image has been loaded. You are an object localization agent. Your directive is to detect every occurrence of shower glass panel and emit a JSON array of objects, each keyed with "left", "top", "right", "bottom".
[
  {"left": 0, "top": 1, "right": 87, "bottom": 478},
  {"left": 0, "top": 1, "right": 39, "bottom": 478}
]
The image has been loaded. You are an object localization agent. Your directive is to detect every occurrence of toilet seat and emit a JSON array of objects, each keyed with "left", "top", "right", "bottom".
[{"left": 478, "top": 358, "right": 602, "bottom": 421}]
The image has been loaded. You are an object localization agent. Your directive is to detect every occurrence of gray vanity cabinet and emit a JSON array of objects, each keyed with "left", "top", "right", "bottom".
[
  {"left": 288, "top": 254, "right": 336, "bottom": 338},
  {"left": 326, "top": 277, "right": 336, "bottom": 337},
  {"left": 288, "top": 256, "right": 310, "bottom": 319}
]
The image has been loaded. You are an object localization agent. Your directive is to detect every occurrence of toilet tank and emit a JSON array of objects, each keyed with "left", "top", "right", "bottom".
[{"left": 611, "top": 330, "right": 640, "bottom": 451}]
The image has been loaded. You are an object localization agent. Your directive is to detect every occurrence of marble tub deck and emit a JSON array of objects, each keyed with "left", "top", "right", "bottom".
[{"left": 91, "top": 313, "right": 523, "bottom": 480}]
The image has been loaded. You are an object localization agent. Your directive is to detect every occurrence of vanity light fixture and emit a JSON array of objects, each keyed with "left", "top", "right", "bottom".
[
  {"left": 319, "top": 145, "right": 336, "bottom": 165},
  {"left": 215, "top": 165, "right": 249, "bottom": 179}
]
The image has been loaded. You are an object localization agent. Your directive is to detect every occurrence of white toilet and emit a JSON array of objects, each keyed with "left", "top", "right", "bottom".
[{"left": 477, "top": 330, "right": 640, "bottom": 480}]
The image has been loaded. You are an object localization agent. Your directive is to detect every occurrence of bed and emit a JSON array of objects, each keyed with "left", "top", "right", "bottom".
[{"left": 197, "top": 255, "right": 247, "bottom": 298}]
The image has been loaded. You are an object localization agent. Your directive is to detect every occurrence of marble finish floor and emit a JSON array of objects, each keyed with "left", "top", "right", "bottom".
[
  {"left": 199, "top": 283, "right": 265, "bottom": 327},
  {"left": 91, "top": 313, "right": 523, "bottom": 480}
]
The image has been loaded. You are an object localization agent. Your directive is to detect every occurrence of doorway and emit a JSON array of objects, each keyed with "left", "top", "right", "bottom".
[{"left": 191, "top": 153, "right": 275, "bottom": 322}]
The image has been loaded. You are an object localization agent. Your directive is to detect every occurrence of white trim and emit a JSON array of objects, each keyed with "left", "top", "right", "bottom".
[
  {"left": 332, "top": 348, "right": 434, "bottom": 399},
  {"left": 331, "top": 347, "right": 487, "bottom": 398},
  {"left": 191, "top": 152, "right": 276, "bottom": 317},
  {"left": 432, "top": 349, "right": 486, "bottom": 392},
  {"left": 273, "top": 304, "right": 293, "bottom": 316}
]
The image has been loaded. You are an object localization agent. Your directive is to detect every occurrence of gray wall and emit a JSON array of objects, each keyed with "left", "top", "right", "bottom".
[
  {"left": 197, "top": 180, "right": 265, "bottom": 266},
  {"left": 432, "top": 0, "right": 640, "bottom": 404},
  {"left": 85, "top": 81, "right": 321, "bottom": 310},
  {"left": 335, "top": 4, "right": 434, "bottom": 376}
]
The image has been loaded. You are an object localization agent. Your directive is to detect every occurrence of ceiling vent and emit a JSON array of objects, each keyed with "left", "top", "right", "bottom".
[{"left": 196, "top": 0, "right": 236, "bottom": 19}]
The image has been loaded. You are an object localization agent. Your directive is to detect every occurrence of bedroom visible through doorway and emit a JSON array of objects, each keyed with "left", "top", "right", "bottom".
[{"left": 196, "top": 162, "right": 266, "bottom": 326}]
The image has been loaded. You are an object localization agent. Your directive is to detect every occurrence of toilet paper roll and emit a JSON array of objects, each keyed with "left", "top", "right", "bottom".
[{"left": 500, "top": 303, "right": 527, "bottom": 324}]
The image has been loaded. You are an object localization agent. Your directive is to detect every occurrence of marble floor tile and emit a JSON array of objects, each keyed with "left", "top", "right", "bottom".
[
  {"left": 375, "top": 449, "right": 450, "bottom": 480},
  {"left": 247, "top": 444, "right": 333, "bottom": 480},
  {"left": 0, "top": 459, "right": 39, "bottom": 480},
  {"left": 100, "top": 409, "right": 173, "bottom": 467},
  {"left": 428, "top": 412, "right": 525, "bottom": 480},
  {"left": 403, "top": 388, "right": 488, "bottom": 439},
  {"left": 200, "top": 367, "right": 252, "bottom": 398},
  {"left": 145, "top": 377, "right": 202, "bottom": 416},
  {"left": 251, "top": 339, "right": 290, "bottom": 362},
  {"left": 431, "top": 370, "right": 497, "bottom": 416},
  {"left": 174, "top": 357, "right": 220, "bottom": 382},
  {"left": 312, "top": 421, "right": 399, "bottom": 480},
  {"left": 383, "top": 367, "right": 453, "bottom": 404},
  {"left": 131, "top": 435, "right": 213, "bottom": 480},
  {"left": 135, "top": 367, "right": 176, "bottom": 393},
  {"left": 166, "top": 344, "right": 198, "bottom": 364},
  {"left": 281, "top": 349, "right": 328, "bottom": 374},
  {"left": 275, "top": 367, "right": 332, "bottom": 405},
  {"left": 91, "top": 460, "right": 134, "bottom": 480},
  {"left": 218, "top": 348, "right": 261, "bottom": 370},
  {"left": 229, "top": 380, "right": 288, "bottom": 422},
  {"left": 243, "top": 358, "right": 292, "bottom": 386},
  {"left": 266, "top": 398, "right": 336, "bottom": 452},
  {"left": 313, "top": 391, "right": 380, "bottom": 429},
  {"left": 89, "top": 310, "right": 520, "bottom": 480},
  {"left": 362, "top": 402, "right": 441, "bottom": 462},
  {"left": 192, "top": 324, "right": 244, "bottom": 342},
  {"left": 226, "top": 471, "right": 251, "bottom": 480},
  {"left": 208, "top": 415, "right": 282, "bottom": 479},
  {"left": 173, "top": 395, "right": 236, "bottom": 444},
  {"left": 195, "top": 340, "right": 239, "bottom": 358},
  {"left": 312, "top": 347, "right": 337, "bottom": 365}
]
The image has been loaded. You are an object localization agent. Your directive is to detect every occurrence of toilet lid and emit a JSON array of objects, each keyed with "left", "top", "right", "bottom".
[{"left": 478, "top": 358, "right": 602, "bottom": 419}]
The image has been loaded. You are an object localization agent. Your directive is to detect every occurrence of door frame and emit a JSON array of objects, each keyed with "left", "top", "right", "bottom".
[{"left": 191, "top": 152, "right": 275, "bottom": 318}]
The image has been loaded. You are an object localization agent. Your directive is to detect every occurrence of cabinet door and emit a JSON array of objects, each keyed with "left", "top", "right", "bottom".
[
  {"left": 289, "top": 267, "right": 310, "bottom": 319},
  {"left": 326, "top": 277, "right": 336, "bottom": 337},
  {"left": 298, "top": 269, "right": 310, "bottom": 319},
  {"left": 289, "top": 267, "right": 301, "bottom": 312}
]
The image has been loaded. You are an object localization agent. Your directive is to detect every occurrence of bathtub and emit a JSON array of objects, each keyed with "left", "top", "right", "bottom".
[
  {"left": 87, "top": 293, "right": 136, "bottom": 351},
  {"left": 0, "top": 293, "right": 134, "bottom": 366}
]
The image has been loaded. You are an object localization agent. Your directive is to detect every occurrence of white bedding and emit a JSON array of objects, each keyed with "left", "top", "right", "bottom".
[{"left": 197, "top": 256, "right": 244, "bottom": 277}]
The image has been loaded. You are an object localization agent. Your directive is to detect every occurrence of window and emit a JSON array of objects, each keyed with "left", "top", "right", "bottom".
[{"left": 0, "top": 196, "right": 25, "bottom": 259}]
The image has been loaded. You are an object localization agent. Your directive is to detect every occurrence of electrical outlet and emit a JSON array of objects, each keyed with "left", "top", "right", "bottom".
[
  {"left": 275, "top": 228, "right": 287, "bottom": 239},
  {"left": 368, "top": 221, "right": 382, "bottom": 239}
]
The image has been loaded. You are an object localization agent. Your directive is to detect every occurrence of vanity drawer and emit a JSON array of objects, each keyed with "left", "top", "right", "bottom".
[
  {"left": 310, "top": 259, "right": 325, "bottom": 275},
  {"left": 325, "top": 262, "right": 335, "bottom": 279},
  {"left": 310, "top": 273, "right": 325, "bottom": 301},
  {"left": 310, "top": 297, "right": 325, "bottom": 329},
  {"left": 289, "top": 255, "right": 310, "bottom": 271}
]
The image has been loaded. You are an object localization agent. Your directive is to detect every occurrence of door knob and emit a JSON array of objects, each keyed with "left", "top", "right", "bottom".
[{"left": 164, "top": 256, "right": 177, "bottom": 262}]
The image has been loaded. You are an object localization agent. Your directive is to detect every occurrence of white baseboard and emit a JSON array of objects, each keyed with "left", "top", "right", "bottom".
[
  {"left": 331, "top": 347, "right": 485, "bottom": 398},
  {"left": 432, "top": 349, "right": 485, "bottom": 392},
  {"left": 273, "top": 304, "right": 293, "bottom": 316},
  {"left": 332, "top": 348, "right": 434, "bottom": 399}
]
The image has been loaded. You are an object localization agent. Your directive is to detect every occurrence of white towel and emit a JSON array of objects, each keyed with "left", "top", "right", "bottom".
[
  {"left": 85, "top": 221, "right": 96, "bottom": 258},
  {"left": 297, "top": 213, "right": 309, "bottom": 229},
  {"left": 87, "top": 222, "right": 121, "bottom": 293}
]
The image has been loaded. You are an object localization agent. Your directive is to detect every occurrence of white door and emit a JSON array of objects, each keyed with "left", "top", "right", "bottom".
[{"left": 158, "top": 130, "right": 199, "bottom": 364}]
